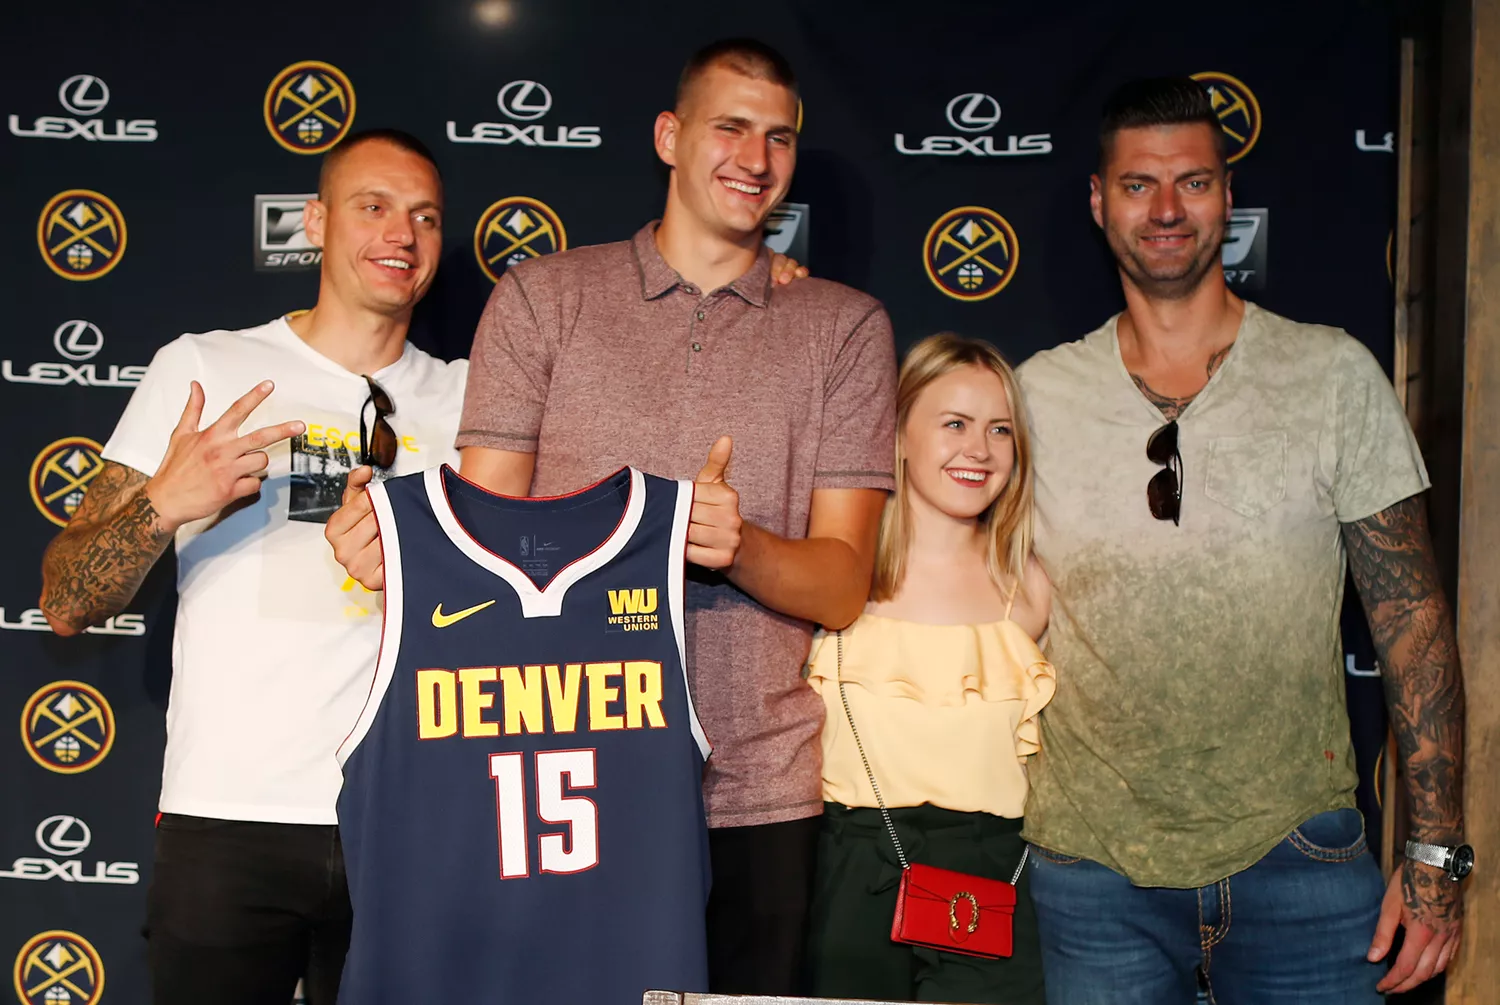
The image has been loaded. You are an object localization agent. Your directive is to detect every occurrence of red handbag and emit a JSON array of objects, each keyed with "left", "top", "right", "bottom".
[{"left": 835, "top": 631, "right": 1029, "bottom": 960}]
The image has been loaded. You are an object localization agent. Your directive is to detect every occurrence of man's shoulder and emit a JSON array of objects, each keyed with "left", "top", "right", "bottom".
[
  {"left": 147, "top": 317, "right": 289, "bottom": 368},
  {"left": 504, "top": 239, "right": 636, "bottom": 291},
  {"left": 1017, "top": 321, "right": 1115, "bottom": 389},
  {"left": 771, "top": 276, "right": 886, "bottom": 329},
  {"left": 1245, "top": 303, "right": 1380, "bottom": 374},
  {"left": 398, "top": 345, "right": 469, "bottom": 391}
]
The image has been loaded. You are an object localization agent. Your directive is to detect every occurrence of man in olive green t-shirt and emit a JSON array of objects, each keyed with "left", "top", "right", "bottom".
[{"left": 1017, "top": 78, "right": 1467, "bottom": 1003}]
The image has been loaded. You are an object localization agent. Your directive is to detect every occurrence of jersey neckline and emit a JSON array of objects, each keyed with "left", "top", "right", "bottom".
[{"left": 425, "top": 465, "right": 645, "bottom": 618}]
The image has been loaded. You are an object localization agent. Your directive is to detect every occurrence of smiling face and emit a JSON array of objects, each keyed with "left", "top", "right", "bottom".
[
  {"left": 901, "top": 364, "right": 1016, "bottom": 524},
  {"left": 1091, "top": 122, "right": 1230, "bottom": 300},
  {"left": 304, "top": 138, "right": 443, "bottom": 319},
  {"left": 656, "top": 64, "right": 798, "bottom": 243}
]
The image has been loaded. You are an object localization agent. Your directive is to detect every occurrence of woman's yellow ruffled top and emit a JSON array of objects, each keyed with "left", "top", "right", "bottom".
[{"left": 805, "top": 605, "right": 1056, "bottom": 819}]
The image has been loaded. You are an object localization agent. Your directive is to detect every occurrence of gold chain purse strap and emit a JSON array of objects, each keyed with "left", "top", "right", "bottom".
[{"left": 834, "top": 629, "right": 1028, "bottom": 884}]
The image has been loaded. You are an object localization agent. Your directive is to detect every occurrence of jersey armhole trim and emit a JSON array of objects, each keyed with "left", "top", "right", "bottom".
[
  {"left": 336, "top": 481, "right": 404, "bottom": 767},
  {"left": 670, "top": 478, "right": 711, "bottom": 760}
]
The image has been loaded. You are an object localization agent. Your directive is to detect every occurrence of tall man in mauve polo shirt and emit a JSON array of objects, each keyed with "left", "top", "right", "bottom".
[{"left": 328, "top": 38, "right": 896, "bottom": 995}]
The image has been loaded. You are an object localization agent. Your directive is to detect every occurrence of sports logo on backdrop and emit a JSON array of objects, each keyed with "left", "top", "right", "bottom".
[
  {"left": 37, "top": 191, "right": 127, "bottom": 281},
  {"left": 20, "top": 681, "right": 116, "bottom": 774},
  {"left": 3, "top": 320, "right": 147, "bottom": 388},
  {"left": 764, "top": 203, "right": 809, "bottom": 266},
  {"left": 30, "top": 437, "right": 105, "bottom": 526},
  {"left": 0, "top": 605, "right": 144, "bottom": 636},
  {"left": 1190, "top": 72, "right": 1261, "bottom": 163},
  {"left": 13, "top": 931, "right": 104, "bottom": 1005},
  {"left": 264, "top": 61, "right": 355, "bottom": 154},
  {"left": 922, "top": 207, "right": 1019, "bottom": 301},
  {"left": 447, "top": 79, "right": 602, "bottom": 149},
  {"left": 0, "top": 815, "right": 140, "bottom": 885},
  {"left": 255, "top": 193, "right": 322, "bottom": 271},
  {"left": 474, "top": 197, "right": 567, "bottom": 282},
  {"left": 7, "top": 74, "right": 158, "bottom": 142},
  {"left": 1222, "top": 208, "right": 1268, "bottom": 290},
  {"left": 894, "top": 93, "right": 1052, "bottom": 158}
]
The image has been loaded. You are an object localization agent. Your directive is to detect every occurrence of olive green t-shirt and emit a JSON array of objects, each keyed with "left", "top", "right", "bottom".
[{"left": 1016, "top": 302, "right": 1428, "bottom": 888}]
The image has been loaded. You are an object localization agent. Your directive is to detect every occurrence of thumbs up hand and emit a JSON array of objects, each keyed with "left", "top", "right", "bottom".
[{"left": 687, "top": 436, "right": 742, "bottom": 570}]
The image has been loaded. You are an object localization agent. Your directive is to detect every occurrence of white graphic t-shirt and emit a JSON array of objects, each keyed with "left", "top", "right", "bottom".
[{"left": 103, "top": 316, "right": 467, "bottom": 824}]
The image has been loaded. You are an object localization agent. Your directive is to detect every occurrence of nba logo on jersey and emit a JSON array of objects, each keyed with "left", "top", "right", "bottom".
[{"left": 336, "top": 465, "right": 710, "bottom": 1003}]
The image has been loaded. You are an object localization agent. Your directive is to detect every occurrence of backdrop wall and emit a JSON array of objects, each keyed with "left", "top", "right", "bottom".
[{"left": 1, "top": 2, "right": 1398, "bottom": 1001}]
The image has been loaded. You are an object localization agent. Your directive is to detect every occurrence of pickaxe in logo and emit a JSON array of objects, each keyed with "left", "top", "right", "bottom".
[
  {"left": 30, "top": 691, "right": 106, "bottom": 755},
  {"left": 47, "top": 201, "right": 117, "bottom": 263},
  {"left": 1206, "top": 85, "right": 1252, "bottom": 144},
  {"left": 38, "top": 448, "right": 102, "bottom": 508},
  {"left": 934, "top": 217, "right": 1009, "bottom": 282},
  {"left": 21, "top": 940, "right": 97, "bottom": 1003},
  {"left": 483, "top": 209, "right": 557, "bottom": 266},
  {"left": 274, "top": 72, "right": 348, "bottom": 133}
]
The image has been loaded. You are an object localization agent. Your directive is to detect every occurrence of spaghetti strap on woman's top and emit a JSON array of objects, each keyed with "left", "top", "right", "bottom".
[{"left": 1004, "top": 578, "right": 1020, "bottom": 620}]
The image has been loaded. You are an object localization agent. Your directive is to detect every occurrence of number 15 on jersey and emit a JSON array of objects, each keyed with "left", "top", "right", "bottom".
[{"left": 489, "top": 749, "right": 599, "bottom": 878}]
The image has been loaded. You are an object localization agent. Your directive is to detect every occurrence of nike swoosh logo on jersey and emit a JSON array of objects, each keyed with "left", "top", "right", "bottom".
[{"left": 431, "top": 600, "right": 497, "bottom": 628}]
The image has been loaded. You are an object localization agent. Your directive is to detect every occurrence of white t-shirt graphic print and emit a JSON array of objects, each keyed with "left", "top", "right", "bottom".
[{"left": 103, "top": 317, "right": 466, "bottom": 824}]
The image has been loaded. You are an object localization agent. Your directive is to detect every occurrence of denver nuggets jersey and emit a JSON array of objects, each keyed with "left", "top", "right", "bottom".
[{"left": 336, "top": 465, "right": 710, "bottom": 1003}]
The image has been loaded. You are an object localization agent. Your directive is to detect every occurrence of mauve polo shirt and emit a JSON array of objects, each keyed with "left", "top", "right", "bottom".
[{"left": 457, "top": 223, "right": 897, "bottom": 826}]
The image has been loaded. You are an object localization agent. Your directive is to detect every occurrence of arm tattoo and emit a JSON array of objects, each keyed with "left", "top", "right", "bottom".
[
  {"left": 1131, "top": 343, "right": 1235, "bottom": 421},
  {"left": 1343, "top": 496, "right": 1465, "bottom": 931},
  {"left": 39, "top": 462, "right": 173, "bottom": 633}
]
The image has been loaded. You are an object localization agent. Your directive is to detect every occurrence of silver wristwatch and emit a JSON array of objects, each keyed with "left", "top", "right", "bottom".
[{"left": 1404, "top": 840, "right": 1475, "bottom": 882}]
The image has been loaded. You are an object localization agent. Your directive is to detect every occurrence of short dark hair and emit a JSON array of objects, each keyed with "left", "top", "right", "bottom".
[
  {"left": 676, "top": 38, "right": 798, "bottom": 111},
  {"left": 1098, "top": 77, "right": 1226, "bottom": 171},
  {"left": 318, "top": 128, "right": 442, "bottom": 200}
]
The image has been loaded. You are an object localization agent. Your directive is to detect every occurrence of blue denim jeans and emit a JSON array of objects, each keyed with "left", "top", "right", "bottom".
[{"left": 1028, "top": 809, "right": 1386, "bottom": 1004}]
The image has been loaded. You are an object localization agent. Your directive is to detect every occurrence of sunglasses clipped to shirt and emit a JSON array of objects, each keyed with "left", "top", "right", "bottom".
[
  {"left": 1147, "top": 420, "right": 1182, "bottom": 525},
  {"left": 359, "top": 375, "right": 398, "bottom": 471}
]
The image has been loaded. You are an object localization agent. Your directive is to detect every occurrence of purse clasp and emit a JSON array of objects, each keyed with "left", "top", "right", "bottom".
[{"left": 948, "top": 890, "right": 981, "bottom": 936}]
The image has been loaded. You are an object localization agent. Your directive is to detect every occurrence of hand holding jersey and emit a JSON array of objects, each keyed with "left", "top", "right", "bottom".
[
  {"left": 146, "top": 379, "right": 306, "bottom": 530},
  {"left": 326, "top": 464, "right": 384, "bottom": 590}
]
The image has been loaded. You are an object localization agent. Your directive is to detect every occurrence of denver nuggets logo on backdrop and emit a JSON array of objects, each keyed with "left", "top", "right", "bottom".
[
  {"left": 265, "top": 61, "right": 355, "bottom": 154},
  {"left": 20, "top": 681, "right": 116, "bottom": 774},
  {"left": 922, "top": 207, "right": 1019, "bottom": 302},
  {"left": 36, "top": 190, "right": 127, "bottom": 281},
  {"left": 474, "top": 197, "right": 568, "bottom": 283},
  {"left": 1190, "top": 71, "right": 1261, "bottom": 163},
  {"left": 30, "top": 437, "right": 104, "bottom": 526},
  {"left": 13, "top": 930, "right": 105, "bottom": 1004}
]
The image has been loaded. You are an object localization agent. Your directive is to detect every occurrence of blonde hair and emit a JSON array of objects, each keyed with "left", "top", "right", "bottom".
[{"left": 872, "top": 333, "right": 1035, "bottom": 602}]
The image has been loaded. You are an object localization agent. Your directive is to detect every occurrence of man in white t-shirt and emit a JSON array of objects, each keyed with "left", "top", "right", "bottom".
[{"left": 39, "top": 129, "right": 467, "bottom": 1005}]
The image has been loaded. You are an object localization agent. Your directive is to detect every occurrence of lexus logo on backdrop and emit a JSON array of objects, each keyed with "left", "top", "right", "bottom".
[
  {"left": 53, "top": 320, "right": 103, "bottom": 361},
  {"left": 3, "top": 320, "right": 146, "bottom": 388},
  {"left": 58, "top": 75, "right": 109, "bottom": 116},
  {"left": 35, "top": 815, "right": 91, "bottom": 857},
  {"left": 895, "top": 92, "right": 1051, "bottom": 157},
  {"left": 945, "top": 93, "right": 1001, "bottom": 132},
  {"left": 8, "top": 74, "right": 158, "bottom": 142},
  {"left": 448, "top": 79, "right": 602, "bottom": 148},
  {"left": 497, "top": 80, "right": 552, "bottom": 120},
  {"left": 0, "top": 814, "right": 140, "bottom": 885}
]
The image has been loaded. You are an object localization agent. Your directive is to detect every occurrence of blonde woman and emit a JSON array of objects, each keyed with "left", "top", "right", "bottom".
[{"left": 804, "top": 333, "right": 1052, "bottom": 1004}]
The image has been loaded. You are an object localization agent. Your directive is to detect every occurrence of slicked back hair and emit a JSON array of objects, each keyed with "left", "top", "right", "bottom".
[
  {"left": 318, "top": 128, "right": 442, "bottom": 201},
  {"left": 1098, "top": 77, "right": 1226, "bottom": 173},
  {"left": 675, "top": 38, "right": 798, "bottom": 113}
]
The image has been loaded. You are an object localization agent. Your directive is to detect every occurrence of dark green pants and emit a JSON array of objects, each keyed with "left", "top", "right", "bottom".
[{"left": 806, "top": 803, "right": 1045, "bottom": 1004}]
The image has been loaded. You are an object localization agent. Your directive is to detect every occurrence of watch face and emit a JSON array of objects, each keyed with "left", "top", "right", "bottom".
[{"left": 1451, "top": 845, "right": 1475, "bottom": 878}]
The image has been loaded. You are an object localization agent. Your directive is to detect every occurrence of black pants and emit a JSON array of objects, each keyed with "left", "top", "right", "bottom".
[
  {"left": 806, "top": 803, "right": 1046, "bottom": 1004},
  {"left": 705, "top": 815, "right": 821, "bottom": 994},
  {"left": 146, "top": 814, "right": 352, "bottom": 1005}
]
